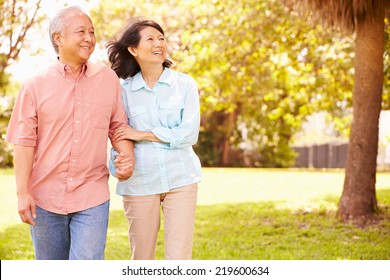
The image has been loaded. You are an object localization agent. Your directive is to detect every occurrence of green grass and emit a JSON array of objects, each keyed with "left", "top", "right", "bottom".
[{"left": 1, "top": 168, "right": 390, "bottom": 260}]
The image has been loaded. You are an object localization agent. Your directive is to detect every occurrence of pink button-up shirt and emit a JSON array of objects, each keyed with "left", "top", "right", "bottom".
[{"left": 6, "top": 60, "right": 128, "bottom": 214}]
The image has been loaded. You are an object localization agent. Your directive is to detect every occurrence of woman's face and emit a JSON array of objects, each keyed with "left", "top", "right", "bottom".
[{"left": 128, "top": 26, "right": 167, "bottom": 66}]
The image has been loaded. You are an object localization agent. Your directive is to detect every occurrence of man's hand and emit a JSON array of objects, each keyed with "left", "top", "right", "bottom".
[
  {"left": 17, "top": 192, "right": 36, "bottom": 226},
  {"left": 114, "top": 152, "right": 134, "bottom": 181}
]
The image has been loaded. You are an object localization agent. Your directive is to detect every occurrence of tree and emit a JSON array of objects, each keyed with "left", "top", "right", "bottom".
[
  {"left": 92, "top": 0, "right": 357, "bottom": 167},
  {"left": 0, "top": 0, "right": 42, "bottom": 167},
  {"left": 171, "top": 0, "right": 355, "bottom": 167},
  {"left": 294, "top": 0, "right": 390, "bottom": 222},
  {"left": 382, "top": 20, "right": 390, "bottom": 108},
  {"left": 0, "top": 0, "right": 42, "bottom": 75}
]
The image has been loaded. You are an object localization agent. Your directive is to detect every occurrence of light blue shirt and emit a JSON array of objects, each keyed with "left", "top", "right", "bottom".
[{"left": 109, "top": 68, "right": 202, "bottom": 196}]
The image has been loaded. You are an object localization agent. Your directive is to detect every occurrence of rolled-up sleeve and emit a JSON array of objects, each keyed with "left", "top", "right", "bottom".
[{"left": 6, "top": 83, "right": 38, "bottom": 147}]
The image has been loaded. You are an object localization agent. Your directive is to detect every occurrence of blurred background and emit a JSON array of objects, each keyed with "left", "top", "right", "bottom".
[{"left": 1, "top": 0, "right": 389, "bottom": 170}]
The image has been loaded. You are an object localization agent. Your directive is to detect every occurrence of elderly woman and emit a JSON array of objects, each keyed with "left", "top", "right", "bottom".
[{"left": 107, "top": 19, "right": 202, "bottom": 260}]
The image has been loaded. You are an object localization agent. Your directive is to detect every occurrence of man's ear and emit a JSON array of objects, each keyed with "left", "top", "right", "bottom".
[
  {"left": 127, "top": 46, "right": 137, "bottom": 57},
  {"left": 53, "top": 33, "right": 62, "bottom": 48}
]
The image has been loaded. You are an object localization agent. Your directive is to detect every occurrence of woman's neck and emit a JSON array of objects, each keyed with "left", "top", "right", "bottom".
[{"left": 140, "top": 65, "right": 164, "bottom": 89}]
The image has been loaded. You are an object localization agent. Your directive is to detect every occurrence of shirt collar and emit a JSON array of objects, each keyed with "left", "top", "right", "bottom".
[
  {"left": 54, "top": 58, "right": 90, "bottom": 78},
  {"left": 131, "top": 68, "right": 174, "bottom": 91}
]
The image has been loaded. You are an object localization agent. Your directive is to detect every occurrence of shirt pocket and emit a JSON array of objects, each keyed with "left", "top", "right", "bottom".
[
  {"left": 90, "top": 103, "right": 111, "bottom": 129},
  {"left": 128, "top": 105, "right": 148, "bottom": 129},
  {"left": 159, "top": 100, "right": 184, "bottom": 128}
]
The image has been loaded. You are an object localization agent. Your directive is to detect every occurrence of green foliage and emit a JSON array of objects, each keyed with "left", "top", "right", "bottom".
[
  {"left": 0, "top": 0, "right": 43, "bottom": 167},
  {"left": 0, "top": 73, "right": 17, "bottom": 168},
  {"left": 181, "top": 0, "right": 354, "bottom": 167},
  {"left": 2, "top": 0, "right": 388, "bottom": 167},
  {"left": 0, "top": 0, "right": 43, "bottom": 73},
  {"left": 91, "top": 0, "right": 357, "bottom": 167}
]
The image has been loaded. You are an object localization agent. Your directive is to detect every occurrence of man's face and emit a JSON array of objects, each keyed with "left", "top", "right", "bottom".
[{"left": 56, "top": 11, "right": 96, "bottom": 66}]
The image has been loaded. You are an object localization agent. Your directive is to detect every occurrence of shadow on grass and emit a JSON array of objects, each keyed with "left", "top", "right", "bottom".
[{"left": 1, "top": 191, "right": 389, "bottom": 260}]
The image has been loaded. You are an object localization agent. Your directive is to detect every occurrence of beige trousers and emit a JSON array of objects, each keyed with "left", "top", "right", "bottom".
[{"left": 123, "top": 183, "right": 198, "bottom": 260}]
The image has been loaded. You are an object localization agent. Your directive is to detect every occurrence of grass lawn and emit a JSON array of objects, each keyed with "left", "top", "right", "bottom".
[{"left": 1, "top": 168, "right": 390, "bottom": 260}]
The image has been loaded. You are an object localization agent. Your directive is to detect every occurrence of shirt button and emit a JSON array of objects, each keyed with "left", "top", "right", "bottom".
[
  {"left": 75, "top": 139, "right": 78, "bottom": 143},
  {"left": 76, "top": 120, "right": 80, "bottom": 124},
  {"left": 69, "top": 178, "right": 73, "bottom": 181}
]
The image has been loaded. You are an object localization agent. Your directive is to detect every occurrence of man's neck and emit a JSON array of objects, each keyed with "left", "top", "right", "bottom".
[{"left": 58, "top": 57, "right": 87, "bottom": 79}]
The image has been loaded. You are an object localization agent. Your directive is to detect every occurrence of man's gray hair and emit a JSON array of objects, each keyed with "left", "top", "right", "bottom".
[{"left": 49, "top": 6, "right": 87, "bottom": 55}]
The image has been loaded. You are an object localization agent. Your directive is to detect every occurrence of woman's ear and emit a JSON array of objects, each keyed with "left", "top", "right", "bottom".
[{"left": 127, "top": 46, "right": 137, "bottom": 57}]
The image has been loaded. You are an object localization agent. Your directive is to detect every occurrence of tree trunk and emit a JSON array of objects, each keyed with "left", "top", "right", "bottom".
[
  {"left": 338, "top": 6, "right": 385, "bottom": 220},
  {"left": 221, "top": 111, "right": 236, "bottom": 166}
]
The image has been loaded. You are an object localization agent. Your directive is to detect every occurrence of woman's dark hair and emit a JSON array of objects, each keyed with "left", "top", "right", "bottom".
[{"left": 106, "top": 19, "right": 173, "bottom": 79}]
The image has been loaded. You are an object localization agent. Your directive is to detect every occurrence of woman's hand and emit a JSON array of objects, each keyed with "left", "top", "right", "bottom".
[
  {"left": 114, "top": 126, "right": 166, "bottom": 144},
  {"left": 113, "top": 126, "right": 146, "bottom": 142}
]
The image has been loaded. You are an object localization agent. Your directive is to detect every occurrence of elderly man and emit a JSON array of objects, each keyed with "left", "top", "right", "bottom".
[{"left": 6, "top": 6, "right": 134, "bottom": 260}]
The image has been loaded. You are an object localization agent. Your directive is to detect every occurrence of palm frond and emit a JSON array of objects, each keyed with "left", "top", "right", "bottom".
[{"left": 293, "top": 0, "right": 390, "bottom": 32}]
